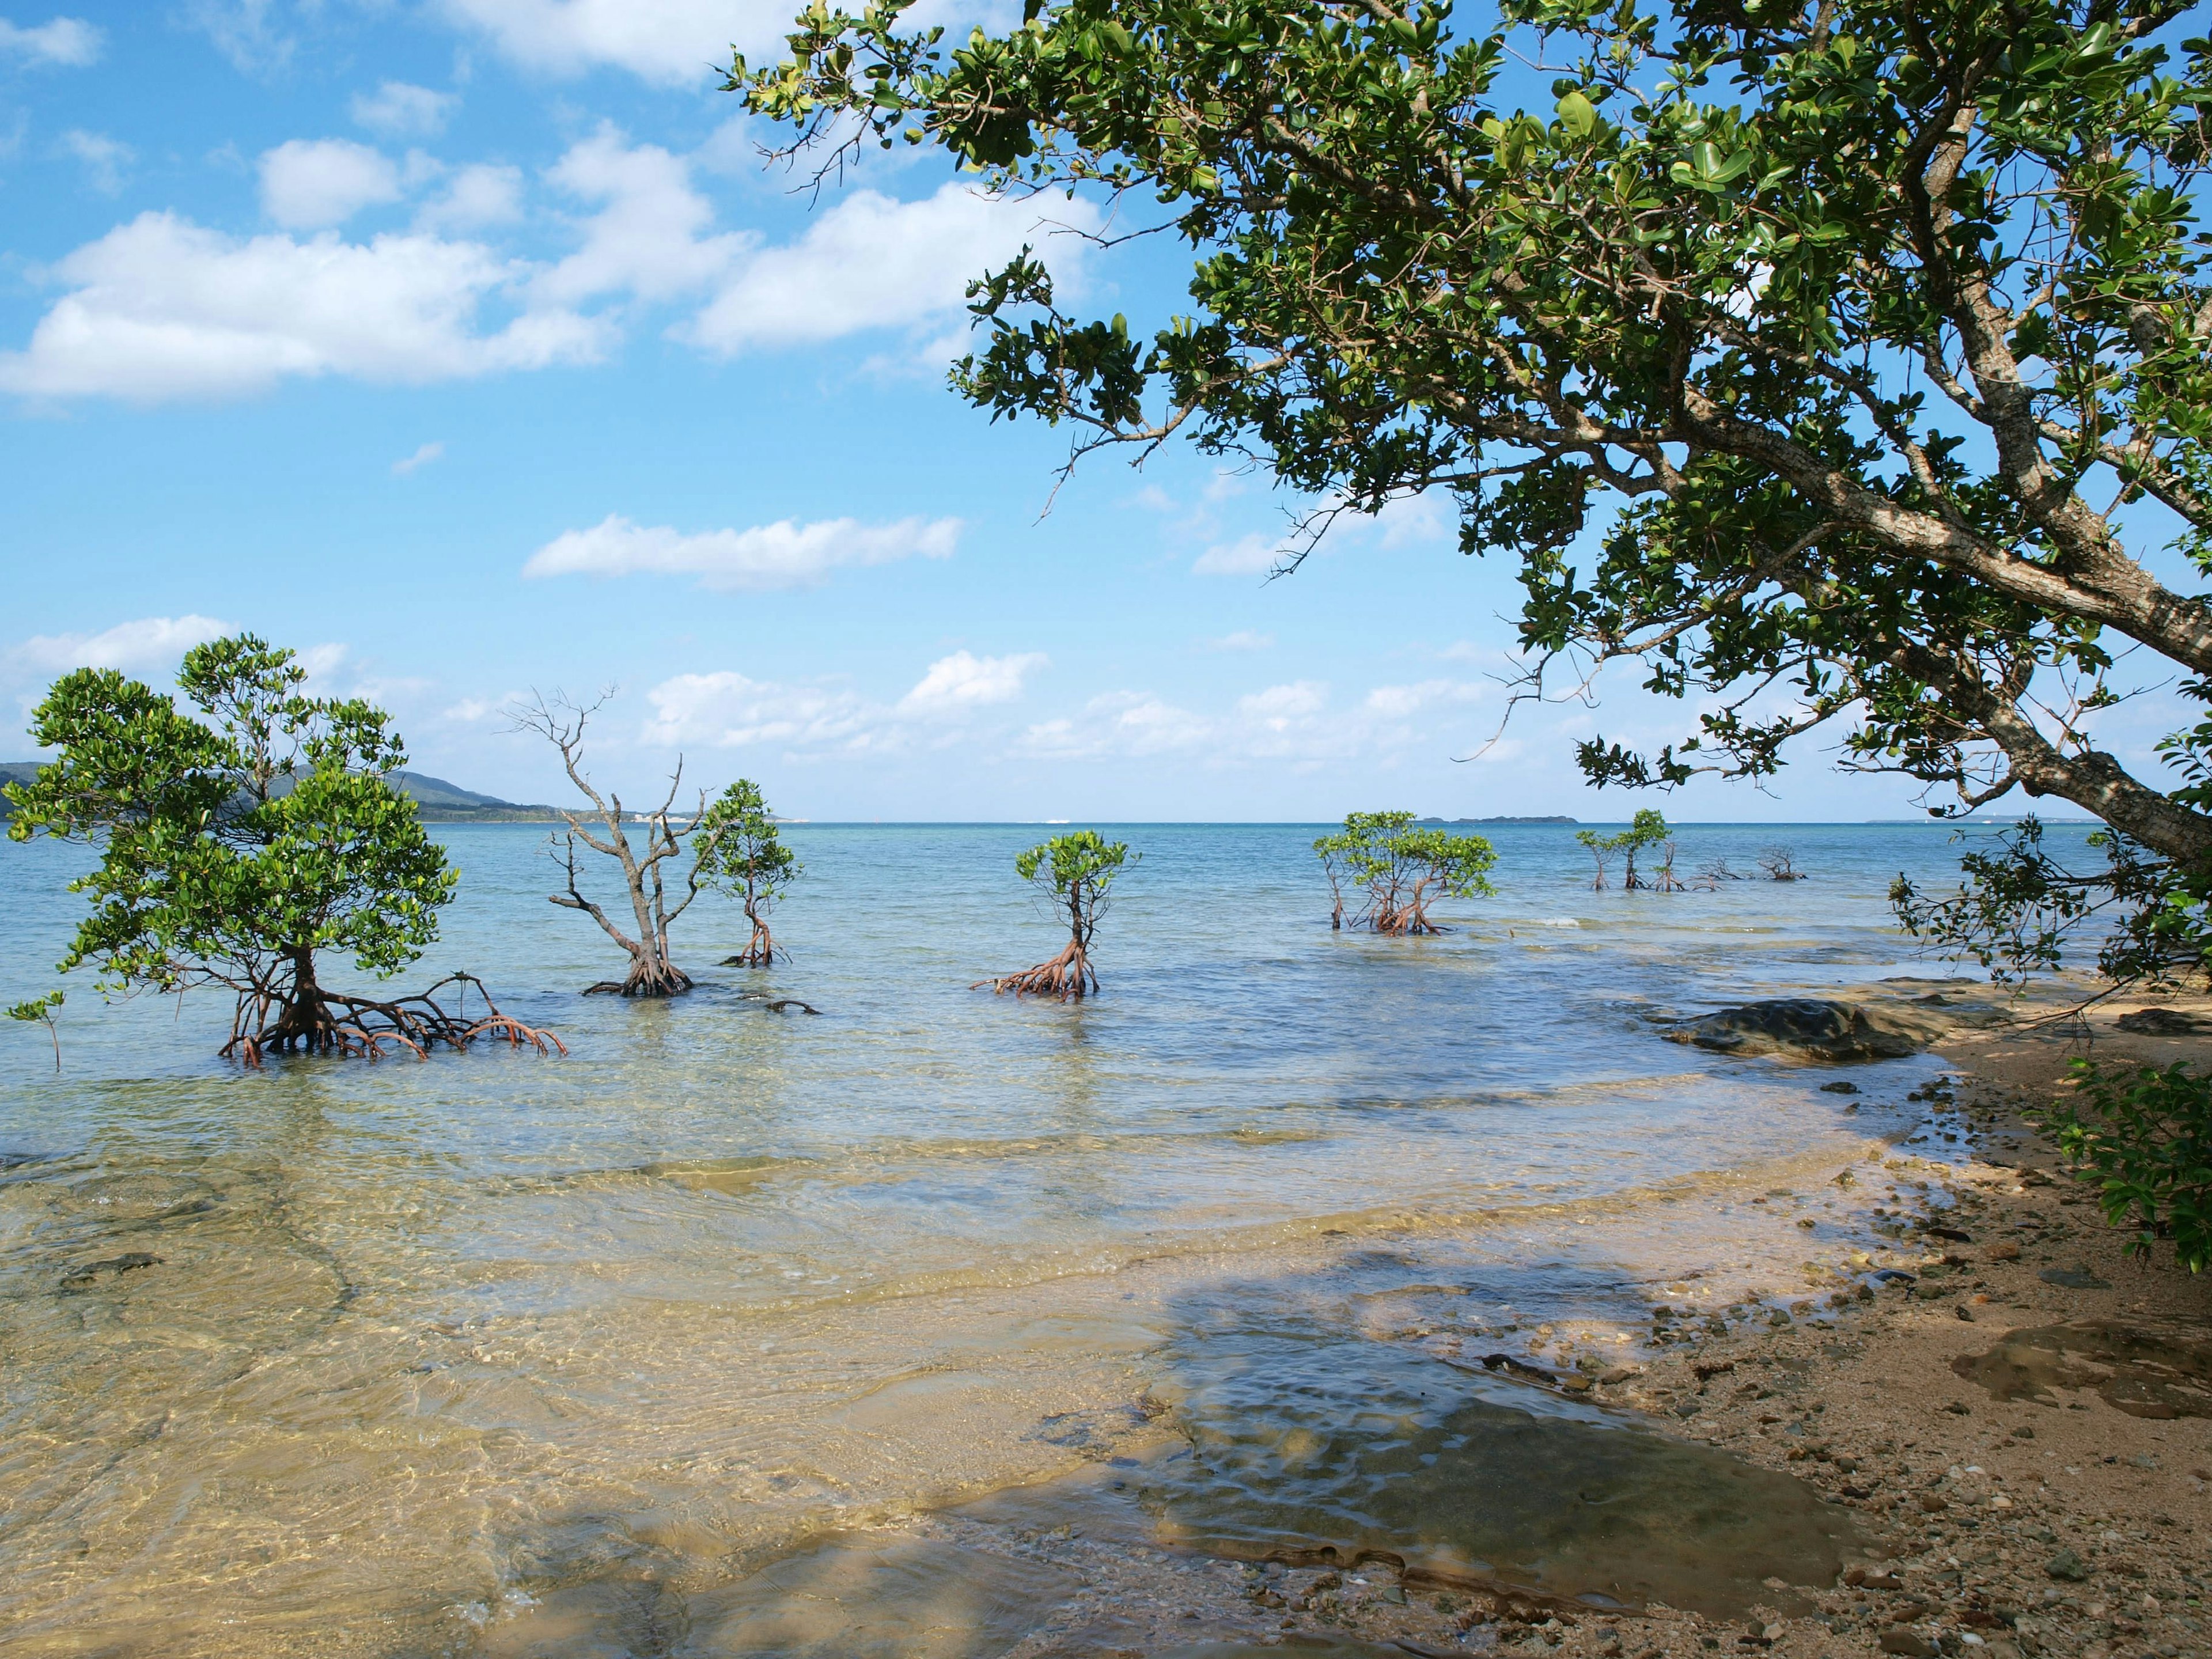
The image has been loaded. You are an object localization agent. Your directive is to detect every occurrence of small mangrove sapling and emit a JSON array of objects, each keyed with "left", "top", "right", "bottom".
[
  {"left": 3, "top": 636, "right": 558, "bottom": 1065},
  {"left": 1578, "top": 810, "right": 1675, "bottom": 891},
  {"left": 515, "top": 691, "right": 729, "bottom": 998},
  {"left": 1313, "top": 812, "right": 1495, "bottom": 935},
  {"left": 979, "top": 830, "right": 1132, "bottom": 999},
  {"left": 7, "top": 990, "right": 62, "bottom": 1071},
  {"left": 695, "top": 779, "right": 802, "bottom": 967}
]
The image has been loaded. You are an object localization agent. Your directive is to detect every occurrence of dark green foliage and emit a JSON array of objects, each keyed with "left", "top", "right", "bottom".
[
  {"left": 2, "top": 636, "right": 549, "bottom": 1063},
  {"left": 983, "top": 830, "right": 1134, "bottom": 997},
  {"left": 1575, "top": 808, "right": 1675, "bottom": 890},
  {"left": 2035, "top": 1060, "right": 2212, "bottom": 1272},
  {"left": 1892, "top": 816, "right": 2212, "bottom": 988},
  {"left": 696, "top": 779, "right": 804, "bottom": 965},
  {"left": 1315, "top": 810, "right": 1495, "bottom": 931}
]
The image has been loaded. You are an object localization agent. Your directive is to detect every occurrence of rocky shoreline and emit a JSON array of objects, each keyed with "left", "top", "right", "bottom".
[{"left": 968, "top": 1007, "right": 2212, "bottom": 1659}]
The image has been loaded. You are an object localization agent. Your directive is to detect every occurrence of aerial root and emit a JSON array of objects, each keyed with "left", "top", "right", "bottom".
[
  {"left": 222, "top": 972, "right": 563, "bottom": 1067},
  {"left": 975, "top": 941, "right": 1095, "bottom": 1000}
]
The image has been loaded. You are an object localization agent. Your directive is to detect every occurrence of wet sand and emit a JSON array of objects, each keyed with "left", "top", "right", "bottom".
[{"left": 626, "top": 1000, "right": 2212, "bottom": 1659}]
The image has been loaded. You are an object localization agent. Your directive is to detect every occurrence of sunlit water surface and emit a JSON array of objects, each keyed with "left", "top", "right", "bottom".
[{"left": 0, "top": 821, "right": 2084, "bottom": 1654}]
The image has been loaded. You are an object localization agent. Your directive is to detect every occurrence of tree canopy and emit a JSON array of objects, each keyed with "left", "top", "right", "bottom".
[
  {"left": 1315, "top": 810, "right": 1496, "bottom": 930},
  {"left": 3, "top": 636, "right": 555, "bottom": 1063},
  {"left": 737, "top": 0, "right": 2212, "bottom": 979},
  {"left": 695, "top": 778, "right": 805, "bottom": 966},
  {"left": 982, "top": 829, "right": 1134, "bottom": 997}
]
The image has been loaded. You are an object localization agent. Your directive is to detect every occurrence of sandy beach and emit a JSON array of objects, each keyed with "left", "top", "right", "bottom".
[{"left": 676, "top": 999, "right": 2212, "bottom": 1659}]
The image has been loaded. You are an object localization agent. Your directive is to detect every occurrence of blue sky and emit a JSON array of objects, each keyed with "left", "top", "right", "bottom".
[{"left": 0, "top": 1, "right": 2173, "bottom": 820}]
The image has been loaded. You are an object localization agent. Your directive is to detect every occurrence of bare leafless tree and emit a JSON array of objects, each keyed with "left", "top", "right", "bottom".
[{"left": 512, "top": 692, "right": 725, "bottom": 997}]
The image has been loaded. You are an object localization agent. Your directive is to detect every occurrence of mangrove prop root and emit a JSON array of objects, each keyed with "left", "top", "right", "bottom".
[
  {"left": 222, "top": 973, "right": 565, "bottom": 1069},
  {"left": 581, "top": 957, "right": 695, "bottom": 998},
  {"left": 976, "top": 940, "right": 1097, "bottom": 1001}
]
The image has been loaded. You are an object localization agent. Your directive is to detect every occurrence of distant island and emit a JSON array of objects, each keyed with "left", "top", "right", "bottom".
[
  {"left": 1, "top": 762, "right": 569, "bottom": 824},
  {"left": 1416, "top": 814, "right": 1578, "bottom": 825}
]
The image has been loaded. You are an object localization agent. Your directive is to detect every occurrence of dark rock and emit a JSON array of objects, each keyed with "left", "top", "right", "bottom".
[
  {"left": 58, "top": 1252, "right": 164, "bottom": 1290},
  {"left": 2039, "top": 1266, "right": 2111, "bottom": 1290},
  {"left": 1666, "top": 999, "right": 1934, "bottom": 1063},
  {"left": 2046, "top": 1549, "right": 2090, "bottom": 1582},
  {"left": 2114, "top": 1007, "right": 2204, "bottom": 1035},
  {"left": 1820, "top": 1081, "right": 1862, "bottom": 1094},
  {"left": 1879, "top": 1634, "right": 1938, "bottom": 1657}
]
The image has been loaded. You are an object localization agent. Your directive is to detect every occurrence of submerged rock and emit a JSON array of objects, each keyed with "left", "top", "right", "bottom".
[{"left": 1666, "top": 999, "right": 1932, "bottom": 1063}]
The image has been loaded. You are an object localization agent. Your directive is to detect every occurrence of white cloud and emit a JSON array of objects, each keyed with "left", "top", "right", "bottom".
[
  {"left": 1363, "top": 679, "right": 1484, "bottom": 719},
  {"left": 523, "top": 512, "right": 960, "bottom": 592},
  {"left": 0, "top": 212, "right": 601, "bottom": 403},
  {"left": 1237, "top": 680, "right": 1328, "bottom": 728},
  {"left": 9, "top": 614, "right": 233, "bottom": 677},
  {"left": 1018, "top": 677, "right": 1486, "bottom": 764},
  {"left": 260, "top": 139, "right": 403, "bottom": 229},
  {"left": 436, "top": 0, "right": 789, "bottom": 84},
  {"left": 187, "top": 0, "right": 290, "bottom": 73},
  {"left": 392, "top": 440, "right": 444, "bottom": 475},
  {"left": 416, "top": 162, "right": 524, "bottom": 232},
  {"left": 643, "top": 671, "right": 876, "bottom": 751},
  {"left": 687, "top": 182, "right": 1101, "bottom": 353},
  {"left": 537, "top": 124, "right": 743, "bottom": 306},
  {"left": 56, "top": 128, "right": 129, "bottom": 193},
  {"left": 1021, "top": 692, "right": 1214, "bottom": 761},
  {"left": 351, "top": 81, "right": 456, "bottom": 139},
  {"left": 1206, "top": 630, "right": 1275, "bottom": 652},
  {"left": 0, "top": 14, "right": 101, "bottom": 67},
  {"left": 1192, "top": 533, "right": 1280, "bottom": 577},
  {"left": 899, "top": 650, "right": 1047, "bottom": 716}
]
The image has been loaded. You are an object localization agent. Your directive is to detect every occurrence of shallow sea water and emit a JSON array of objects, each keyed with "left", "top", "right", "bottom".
[{"left": 0, "top": 820, "right": 2089, "bottom": 1654}]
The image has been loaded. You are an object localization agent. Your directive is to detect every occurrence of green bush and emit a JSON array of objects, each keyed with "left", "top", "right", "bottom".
[{"left": 2033, "top": 1061, "right": 2212, "bottom": 1274}]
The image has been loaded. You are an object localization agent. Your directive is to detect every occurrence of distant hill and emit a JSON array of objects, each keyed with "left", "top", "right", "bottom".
[
  {"left": 391, "top": 772, "right": 567, "bottom": 821},
  {"left": 1417, "top": 814, "right": 1578, "bottom": 825},
  {"left": 1, "top": 763, "right": 567, "bottom": 823}
]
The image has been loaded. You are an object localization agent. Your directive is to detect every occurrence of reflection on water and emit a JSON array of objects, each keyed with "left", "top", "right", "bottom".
[{"left": 0, "top": 822, "right": 2061, "bottom": 1653}]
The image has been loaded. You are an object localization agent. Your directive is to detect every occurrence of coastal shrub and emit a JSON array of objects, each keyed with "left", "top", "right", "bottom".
[
  {"left": 696, "top": 779, "right": 804, "bottom": 967},
  {"left": 979, "top": 830, "right": 1133, "bottom": 998},
  {"left": 1575, "top": 810, "right": 1675, "bottom": 892},
  {"left": 3, "top": 635, "right": 555, "bottom": 1065},
  {"left": 2034, "top": 1060, "right": 2212, "bottom": 1273},
  {"left": 1315, "top": 811, "right": 1495, "bottom": 932}
]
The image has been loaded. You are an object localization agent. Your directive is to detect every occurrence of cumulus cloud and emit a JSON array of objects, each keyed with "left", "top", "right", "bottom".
[
  {"left": 351, "top": 81, "right": 456, "bottom": 139},
  {"left": 392, "top": 440, "right": 444, "bottom": 475},
  {"left": 437, "top": 0, "right": 798, "bottom": 84},
  {"left": 1192, "top": 533, "right": 1281, "bottom": 577},
  {"left": 260, "top": 138, "right": 403, "bottom": 229},
  {"left": 687, "top": 182, "right": 1101, "bottom": 353},
  {"left": 416, "top": 162, "right": 524, "bottom": 232},
  {"left": 537, "top": 124, "right": 743, "bottom": 306},
  {"left": 9, "top": 614, "right": 233, "bottom": 678},
  {"left": 0, "top": 212, "right": 600, "bottom": 402},
  {"left": 899, "top": 650, "right": 1047, "bottom": 716},
  {"left": 0, "top": 13, "right": 100, "bottom": 66},
  {"left": 1018, "top": 677, "right": 1485, "bottom": 763},
  {"left": 523, "top": 513, "right": 960, "bottom": 592},
  {"left": 1206, "top": 630, "right": 1275, "bottom": 652},
  {"left": 56, "top": 128, "right": 129, "bottom": 193},
  {"left": 643, "top": 671, "right": 877, "bottom": 751}
]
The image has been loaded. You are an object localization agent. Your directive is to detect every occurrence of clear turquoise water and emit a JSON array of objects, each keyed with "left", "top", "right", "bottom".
[{"left": 0, "top": 820, "right": 2078, "bottom": 1652}]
